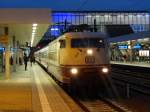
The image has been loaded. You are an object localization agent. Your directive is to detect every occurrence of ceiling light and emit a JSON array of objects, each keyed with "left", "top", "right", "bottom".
[
  {"left": 32, "top": 29, "right": 36, "bottom": 33},
  {"left": 32, "top": 26, "right": 37, "bottom": 30},
  {"left": 32, "top": 32, "right": 36, "bottom": 35},
  {"left": 31, "top": 37, "right": 34, "bottom": 47},
  {"left": 51, "top": 28, "right": 59, "bottom": 31},
  {"left": 33, "top": 24, "right": 38, "bottom": 27},
  {"left": 31, "top": 24, "right": 38, "bottom": 47}
]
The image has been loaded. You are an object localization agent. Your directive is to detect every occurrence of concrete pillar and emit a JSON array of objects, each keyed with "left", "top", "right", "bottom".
[
  {"left": 4, "top": 27, "right": 10, "bottom": 79},
  {"left": 5, "top": 46, "right": 10, "bottom": 79},
  {"left": 128, "top": 41, "right": 133, "bottom": 62}
]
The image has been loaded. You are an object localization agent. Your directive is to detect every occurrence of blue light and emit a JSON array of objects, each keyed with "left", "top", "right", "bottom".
[
  {"left": 51, "top": 28, "right": 59, "bottom": 31},
  {"left": 0, "top": 47, "right": 4, "bottom": 52},
  {"left": 118, "top": 45, "right": 128, "bottom": 49},
  {"left": 50, "top": 26, "right": 60, "bottom": 37},
  {"left": 52, "top": 12, "right": 76, "bottom": 24},
  {"left": 133, "top": 43, "right": 141, "bottom": 49}
]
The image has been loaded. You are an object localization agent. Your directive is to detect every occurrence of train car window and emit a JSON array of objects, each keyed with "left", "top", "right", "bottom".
[
  {"left": 71, "top": 38, "right": 105, "bottom": 48},
  {"left": 59, "top": 40, "right": 66, "bottom": 48}
]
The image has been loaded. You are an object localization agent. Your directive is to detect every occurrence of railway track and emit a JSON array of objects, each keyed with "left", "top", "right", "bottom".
[
  {"left": 79, "top": 99, "right": 117, "bottom": 112},
  {"left": 111, "top": 64, "right": 150, "bottom": 79},
  {"left": 112, "top": 68, "right": 150, "bottom": 80},
  {"left": 38, "top": 62, "right": 131, "bottom": 112},
  {"left": 73, "top": 97, "right": 131, "bottom": 112},
  {"left": 111, "top": 67, "right": 150, "bottom": 95},
  {"left": 111, "top": 64, "right": 150, "bottom": 87},
  {"left": 110, "top": 65, "right": 150, "bottom": 112}
]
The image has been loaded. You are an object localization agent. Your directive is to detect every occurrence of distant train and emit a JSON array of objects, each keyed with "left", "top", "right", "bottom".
[{"left": 35, "top": 32, "right": 110, "bottom": 86}]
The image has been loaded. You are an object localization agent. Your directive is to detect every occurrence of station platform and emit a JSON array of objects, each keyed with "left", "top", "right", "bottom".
[
  {"left": 0, "top": 64, "right": 83, "bottom": 112},
  {"left": 111, "top": 61, "right": 150, "bottom": 68}
]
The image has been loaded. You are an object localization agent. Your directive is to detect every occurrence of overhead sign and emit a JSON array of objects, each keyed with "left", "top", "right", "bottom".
[
  {"left": 118, "top": 45, "right": 128, "bottom": 49},
  {"left": 133, "top": 43, "right": 141, "bottom": 49},
  {"left": 0, "top": 35, "right": 8, "bottom": 43},
  {"left": 0, "top": 47, "right": 4, "bottom": 52}
]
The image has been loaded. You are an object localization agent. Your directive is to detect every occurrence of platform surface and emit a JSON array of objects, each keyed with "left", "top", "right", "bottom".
[
  {"left": 0, "top": 64, "right": 83, "bottom": 112},
  {"left": 111, "top": 61, "right": 150, "bottom": 68}
]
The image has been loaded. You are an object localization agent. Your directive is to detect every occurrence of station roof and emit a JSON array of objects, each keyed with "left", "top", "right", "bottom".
[
  {"left": 109, "top": 31, "right": 150, "bottom": 43},
  {"left": 0, "top": 9, "right": 51, "bottom": 47},
  {"left": 0, "top": 8, "right": 149, "bottom": 48},
  {"left": 52, "top": 10, "right": 149, "bottom": 13}
]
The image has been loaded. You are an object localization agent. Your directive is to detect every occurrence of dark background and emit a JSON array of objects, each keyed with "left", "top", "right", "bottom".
[{"left": 0, "top": 0, "right": 150, "bottom": 11}]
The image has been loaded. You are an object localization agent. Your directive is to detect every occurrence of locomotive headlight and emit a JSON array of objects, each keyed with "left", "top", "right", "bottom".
[
  {"left": 70, "top": 68, "right": 78, "bottom": 75},
  {"left": 87, "top": 49, "right": 93, "bottom": 55},
  {"left": 102, "top": 67, "right": 109, "bottom": 73}
]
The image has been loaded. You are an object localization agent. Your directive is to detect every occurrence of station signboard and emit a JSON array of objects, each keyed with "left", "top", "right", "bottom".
[
  {"left": 118, "top": 45, "right": 128, "bottom": 49},
  {"left": 0, "top": 35, "right": 8, "bottom": 44},
  {"left": 0, "top": 47, "right": 4, "bottom": 71},
  {"left": 133, "top": 43, "right": 141, "bottom": 49},
  {"left": 0, "top": 47, "right": 5, "bottom": 52}
]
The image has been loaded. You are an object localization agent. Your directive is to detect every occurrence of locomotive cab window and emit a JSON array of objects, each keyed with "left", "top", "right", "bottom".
[
  {"left": 59, "top": 39, "right": 66, "bottom": 48},
  {"left": 71, "top": 38, "right": 105, "bottom": 48}
]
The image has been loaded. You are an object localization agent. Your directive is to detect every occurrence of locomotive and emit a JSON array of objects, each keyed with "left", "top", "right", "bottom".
[{"left": 35, "top": 32, "right": 110, "bottom": 88}]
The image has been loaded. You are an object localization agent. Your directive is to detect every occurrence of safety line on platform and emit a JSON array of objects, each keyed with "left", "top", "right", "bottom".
[{"left": 33, "top": 67, "right": 53, "bottom": 112}]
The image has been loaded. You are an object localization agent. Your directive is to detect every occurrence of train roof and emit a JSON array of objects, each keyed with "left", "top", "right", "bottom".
[{"left": 61, "top": 32, "right": 107, "bottom": 39}]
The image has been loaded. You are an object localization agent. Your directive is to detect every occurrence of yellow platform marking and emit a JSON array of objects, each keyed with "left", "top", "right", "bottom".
[{"left": 33, "top": 69, "right": 53, "bottom": 112}]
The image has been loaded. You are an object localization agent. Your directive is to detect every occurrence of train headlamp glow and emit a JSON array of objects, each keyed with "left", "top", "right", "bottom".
[
  {"left": 87, "top": 49, "right": 93, "bottom": 55},
  {"left": 102, "top": 68, "right": 109, "bottom": 73},
  {"left": 70, "top": 68, "right": 78, "bottom": 75}
]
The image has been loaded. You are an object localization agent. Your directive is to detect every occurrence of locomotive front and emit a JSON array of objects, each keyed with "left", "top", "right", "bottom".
[{"left": 59, "top": 32, "right": 110, "bottom": 82}]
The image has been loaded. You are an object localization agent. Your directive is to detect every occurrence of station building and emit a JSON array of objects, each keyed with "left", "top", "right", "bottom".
[
  {"left": 0, "top": 10, "right": 150, "bottom": 74},
  {"left": 48, "top": 11, "right": 150, "bottom": 36},
  {"left": 43, "top": 11, "right": 150, "bottom": 64}
]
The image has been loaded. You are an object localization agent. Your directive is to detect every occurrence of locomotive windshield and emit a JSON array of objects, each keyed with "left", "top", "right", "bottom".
[{"left": 71, "top": 38, "right": 105, "bottom": 48}]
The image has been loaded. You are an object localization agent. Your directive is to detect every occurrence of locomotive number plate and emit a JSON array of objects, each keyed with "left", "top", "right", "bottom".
[{"left": 85, "top": 56, "right": 95, "bottom": 64}]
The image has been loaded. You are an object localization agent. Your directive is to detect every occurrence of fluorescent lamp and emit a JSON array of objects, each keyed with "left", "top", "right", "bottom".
[
  {"left": 33, "top": 24, "right": 38, "bottom": 27},
  {"left": 32, "top": 29, "right": 36, "bottom": 33},
  {"left": 31, "top": 24, "right": 38, "bottom": 47},
  {"left": 32, "top": 26, "right": 37, "bottom": 30},
  {"left": 51, "top": 28, "right": 59, "bottom": 31},
  {"left": 32, "top": 32, "right": 35, "bottom": 35}
]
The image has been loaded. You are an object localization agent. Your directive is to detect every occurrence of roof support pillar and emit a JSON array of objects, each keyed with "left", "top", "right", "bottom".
[{"left": 4, "top": 27, "right": 10, "bottom": 79}]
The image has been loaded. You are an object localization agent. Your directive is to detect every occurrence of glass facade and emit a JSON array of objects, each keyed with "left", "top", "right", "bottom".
[{"left": 48, "top": 11, "right": 150, "bottom": 38}]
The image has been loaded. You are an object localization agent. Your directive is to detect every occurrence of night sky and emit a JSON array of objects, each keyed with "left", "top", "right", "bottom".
[{"left": 0, "top": 0, "right": 150, "bottom": 11}]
